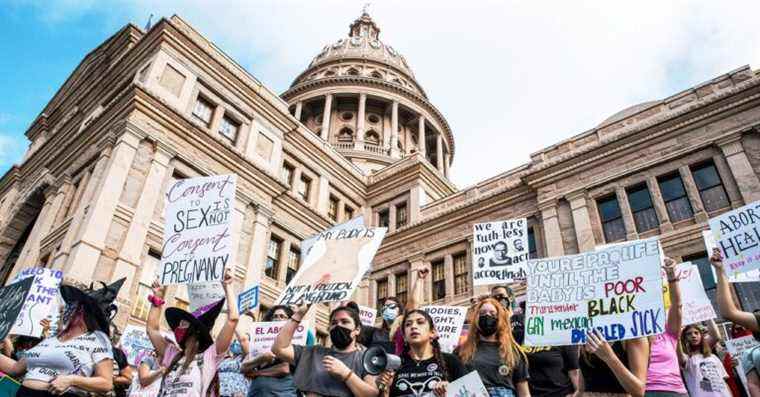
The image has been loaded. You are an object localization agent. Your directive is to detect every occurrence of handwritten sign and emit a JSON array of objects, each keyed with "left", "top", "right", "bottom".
[
  {"left": 703, "top": 230, "right": 760, "bottom": 282},
  {"left": 249, "top": 321, "right": 308, "bottom": 356},
  {"left": 237, "top": 286, "right": 260, "bottom": 314},
  {"left": 0, "top": 277, "right": 34, "bottom": 340},
  {"left": 668, "top": 262, "right": 716, "bottom": 325},
  {"left": 726, "top": 335, "right": 759, "bottom": 397},
  {"left": 708, "top": 201, "right": 760, "bottom": 277},
  {"left": 472, "top": 219, "right": 529, "bottom": 285},
  {"left": 300, "top": 216, "right": 365, "bottom": 264},
  {"left": 358, "top": 305, "right": 377, "bottom": 327},
  {"left": 422, "top": 305, "right": 467, "bottom": 353},
  {"left": 160, "top": 174, "right": 237, "bottom": 285},
  {"left": 447, "top": 370, "right": 489, "bottom": 397},
  {"left": 11, "top": 267, "right": 63, "bottom": 337},
  {"left": 277, "top": 227, "right": 386, "bottom": 305},
  {"left": 188, "top": 282, "right": 226, "bottom": 312},
  {"left": 525, "top": 238, "right": 664, "bottom": 346},
  {"left": 119, "top": 324, "right": 154, "bottom": 366}
]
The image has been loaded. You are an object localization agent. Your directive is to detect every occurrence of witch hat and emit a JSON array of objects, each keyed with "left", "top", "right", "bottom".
[
  {"left": 165, "top": 299, "right": 225, "bottom": 352},
  {"left": 59, "top": 277, "right": 126, "bottom": 336}
]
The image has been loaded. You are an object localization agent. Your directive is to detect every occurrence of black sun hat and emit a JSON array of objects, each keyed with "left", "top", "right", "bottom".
[
  {"left": 59, "top": 278, "right": 126, "bottom": 336},
  {"left": 165, "top": 298, "right": 225, "bottom": 352}
]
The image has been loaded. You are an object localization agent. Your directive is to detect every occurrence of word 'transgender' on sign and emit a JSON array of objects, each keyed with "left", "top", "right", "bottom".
[{"left": 472, "top": 219, "right": 529, "bottom": 285}]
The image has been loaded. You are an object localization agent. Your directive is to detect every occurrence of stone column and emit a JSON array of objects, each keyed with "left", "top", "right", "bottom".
[
  {"left": 390, "top": 101, "right": 399, "bottom": 158},
  {"left": 243, "top": 204, "right": 273, "bottom": 289},
  {"left": 388, "top": 205, "right": 397, "bottom": 233},
  {"left": 443, "top": 254, "right": 455, "bottom": 301},
  {"left": 679, "top": 165, "right": 708, "bottom": 222},
  {"left": 44, "top": 181, "right": 69, "bottom": 236},
  {"left": 712, "top": 154, "right": 744, "bottom": 208},
  {"left": 567, "top": 191, "right": 596, "bottom": 252},
  {"left": 355, "top": 93, "right": 366, "bottom": 150},
  {"left": 647, "top": 176, "right": 673, "bottom": 232},
  {"left": 320, "top": 94, "right": 332, "bottom": 141},
  {"left": 443, "top": 152, "right": 451, "bottom": 179},
  {"left": 718, "top": 135, "right": 760, "bottom": 203},
  {"left": 294, "top": 101, "right": 303, "bottom": 122},
  {"left": 317, "top": 175, "right": 330, "bottom": 216},
  {"left": 11, "top": 186, "right": 58, "bottom": 275},
  {"left": 539, "top": 201, "right": 564, "bottom": 257},
  {"left": 418, "top": 116, "right": 426, "bottom": 157},
  {"left": 436, "top": 134, "right": 444, "bottom": 173},
  {"left": 277, "top": 239, "right": 292, "bottom": 284},
  {"left": 409, "top": 185, "right": 422, "bottom": 224},
  {"left": 615, "top": 187, "right": 638, "bottom": 240},
  {"left": 387, "top": 272, "right": 397, "bottom": 300}
]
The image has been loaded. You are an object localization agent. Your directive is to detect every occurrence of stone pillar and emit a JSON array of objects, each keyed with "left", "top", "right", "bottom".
[
  {"left": 567, "top": 191, "right": 596, "bottom": 252},
  {"left": 718, "top": 135, "right": 760, "bottom": 203},
  {"left": 539, "top": 201, "right": 564, "bottom": 257},
  {"left": 11, "top": 186, "right": 58, "bottom": 275},
  {"left": 277, "top": 239, "right": 292, "bottom": 284},
  {"left": 418, "top": 116, "right": 426, "bottom": 157},
  {"left": 443, "top": 152, "right": 450, "bottom": 179},
  {"left": 243, "top": 204, "right": 273, "bottom": 288},
  {"left": 294, "top": 101, "right": 303, "bottom": 122},
  {"left": 409, "top": 185, "right": 423, "bottom": 223},
  {"left": 712, "top": 154, "right": 744, "bottom": 208},
  {"left": 615, "top": 187, "right": 638, "bottom": 240},
  {"left": 436, "top": 134, "right": 444, "bottom": 173},
  {"left": 679, "top": 165, "right": 708, "bottom": 222},
  {"left": 443, "top": 254, "right": 455, "bottom": 301},
  {"left": 390, "top": 101, "right": 399, "bottom": 158},
  {"left": 317, "top": 175, "right": 330, "bottom": 216},
  {"left": 387, "top": 272, "right": 397, "bottom": 300},
  {"left": 647, "top": 176, "right": 673, "bottom": 233},
  {"left": 355, "top": 93, "right": 366, "bottom": 150},
  {"left": 388, "top": 205, "right": 397, "bottom": 233},
  {"left": 320, "top": 94, "right": 332, "bottom": 141}
]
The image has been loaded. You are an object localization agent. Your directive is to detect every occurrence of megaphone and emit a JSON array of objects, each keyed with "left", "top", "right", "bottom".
[{"left": 362, "top": 346, "right": 402, "bottom": 375}]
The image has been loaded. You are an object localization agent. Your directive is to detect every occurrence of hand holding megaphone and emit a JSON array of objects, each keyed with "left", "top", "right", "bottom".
[{"left": 362, "top": 346, "right": 402, "bottom": 375}]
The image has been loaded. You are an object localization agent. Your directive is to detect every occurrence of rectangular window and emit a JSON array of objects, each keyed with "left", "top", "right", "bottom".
[
  {"left": 627, "top": 184, "right": 659, "bottom": 233},
  {"left": 597, "top": 195, "right": 626, "bottom": 242},
  {"left": 453, "top": 252, "right": 469, "bottom": 295},
  {"left": 286, "top": 247, "right": 300, "bottom": 283},
  {"left": 328, "top": 196, "right": 339, "bottom": 222},
  {"left": 376, "top": 278, "right": 388, "bottom": 313},
  {"left": 527, "top": 226, "right": 538, "bottom": 259},
  {"left": 131, "top": 250, "right": 160, "bottom": 321},
  {"left": 298, "top": 175, "right": 312, "bottom": 202},
  {"left": 344, "top": 206, "right": 355, "bottom": 221},
  {"left": 396, "top": 272, "right": 408, "bottom": 308},
  {"left": 691, "top": 162, "right": 730, "bottom": 213},
  {"left": 255, "top": 132, "right": 275, "bottom": 161},
  {"left": 378, "top": 209, "right": 390, "bottom": 228},
  {"left": 282, "top": 163, "right": 295, "bottom": 185},
  {"left": 658, "top": 173, "right": 693, "bottom": 222},
  {"left": 218, "top": 115, "right": 240, "bottom": 142},
  {"left": 192, "top": 96, "right": 213, "bottom": 126},
  {"left": 396, "top": 203, "right": 408, "bottom": 229},
  {"left": 265, "top": 236, "right": 282, "bottom": 280},
  {"left": 431, "top": 259, "right": 446, "bottom": 301},
  {"left": 131, "top": 283, "right": 152, "bottom": 321}
]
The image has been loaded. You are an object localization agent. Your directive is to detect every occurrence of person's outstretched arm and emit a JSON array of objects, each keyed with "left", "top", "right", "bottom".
[
  {"left": 272, "top": 304, "right": 310, "bottom": 364},
  {"left": 147, "top": 280, "right": 167, "bottom": 357},
  {"left": 585, "top": 332, "right": 648, "bottom": 397},
  {"left": 405, "top": 268, "right": 428, "bottom": 311},
  {"left": 216, "top": 268, "right": 240, "bottom": 355},
  {"left": 663, "top": 258, "right": 683, "bottom": 335},
  {"left": 711, "top": 248, "right": 760, "bottom": 331}
]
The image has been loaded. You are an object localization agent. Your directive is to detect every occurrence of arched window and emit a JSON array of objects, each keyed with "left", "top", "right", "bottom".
[
  {"left": 371, "top": 71, "right": 383, "bottom": 79},
  {"left": 365, "top": 130, "right": 380, "bottom": 145},
  {"left": 347, "top": 68, "right": 360, "bottom": 76},
  {"left": 338, "top": 127, "right": 354, "bottom": 142},
  {"left": 324, "top": 70, "right": 336, "bottom": 77}
]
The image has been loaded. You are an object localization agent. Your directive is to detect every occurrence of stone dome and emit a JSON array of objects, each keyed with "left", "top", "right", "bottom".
[{"left": 598, "top": 100, "right": 662, "bottom": 127}]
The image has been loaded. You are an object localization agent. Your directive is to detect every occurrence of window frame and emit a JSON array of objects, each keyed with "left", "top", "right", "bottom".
[
  {"left": 431, "top": 259, "right": 446, "bottom": 301},
  {"left": 597, "top": 194, "right": 626, "bottom": 242},
  {"left": 691, "top": 161, "right": 730, "bottom": 213},
  {"left": 192, "top": 96, "right": 214, "bottom": 127},
  {"left": 657, "top": 173, "right": 694, "bottom": 222},
  {"left": 265, "top": 236, "right": 282, "bottom": 280},
  {"left": 626, "top": 184, "right": 659, "bottom": 233},
  {"left": 453, "top": 252, "right": 469, "bottom": 295}
]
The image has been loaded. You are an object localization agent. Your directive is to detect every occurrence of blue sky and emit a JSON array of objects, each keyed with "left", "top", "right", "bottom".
[{"left": 2, "top": 1, "right": 760, "bottom": 187}]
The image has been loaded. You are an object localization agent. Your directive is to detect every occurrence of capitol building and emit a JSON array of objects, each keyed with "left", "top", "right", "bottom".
[{"left": 2, "top": 12, "right": 760, "bottom": 337}]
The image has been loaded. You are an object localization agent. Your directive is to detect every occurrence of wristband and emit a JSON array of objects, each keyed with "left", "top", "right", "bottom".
[
  {"left": 148, "top": 295, "right": 165, "bottom": 307},
  {"left": 343, "top": 371, "right": 353, "bottom": 382},
  {"left": 667, "top": 278, "right": 678, "bottom": 283},
  {"left": 290, "top": 316, "right": 302, "bottom": 324}
]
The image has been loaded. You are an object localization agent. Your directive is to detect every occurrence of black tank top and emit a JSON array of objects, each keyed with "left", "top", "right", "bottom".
[{"left": 579, "top": 341, "right": 629, "bottom": 394}]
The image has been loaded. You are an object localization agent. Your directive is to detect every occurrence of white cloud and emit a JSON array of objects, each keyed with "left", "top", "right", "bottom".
[{"left": 22, "top": 0, "right": 760, "bottom": 187}]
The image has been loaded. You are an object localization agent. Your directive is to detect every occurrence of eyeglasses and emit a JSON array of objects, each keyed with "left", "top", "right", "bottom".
[{"left": 383, "top": 303, "right": 398, "bottom": 310}]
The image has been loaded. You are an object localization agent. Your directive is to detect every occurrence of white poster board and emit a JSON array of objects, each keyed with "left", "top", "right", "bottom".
[
  {"left": 446, "top": 370, "right": 489, "bottom": 397},
  {"left": 726, "top": 335, "right": 759, "bottom": 397},
  {"left": 160, "top": 174, "right": 237, "bottom": 285},
  {"left": 277, "top": 227, "right": 386, "bottom": 305},
  {"left": 708, "top": 201, "right": 760, "bottom": 277},
  {"left": 703, "top": 230, "right": 760, "bottom": 282},
  {"left": 300, "top": 216, "right": 365, "bottom": 264},
  {"left": 249, "top": 321, "right": 309, "bottom": 356},
  {"left": 472, "top": 219, "right": 529, "bottom": 285},
  {"left": 11, "top": 267, "right": 63, "bottom": 337},
  {"left": 359, "top": 305, "right": 377, "bottom": 327},
  {"left": 422, "top": 305, "right": 466, "bottom": 353},
  {"left": 525, "top": 237, "right": 665, "bottom": 346},
  {"left": 188, "top": 282, "right": 226, "bottom": 312},
  {"left": 119, "top": 324, "right": 155, "bottom": 366},
  {"left": 673, "top": 262, "right": 717, "bottom": 325}
]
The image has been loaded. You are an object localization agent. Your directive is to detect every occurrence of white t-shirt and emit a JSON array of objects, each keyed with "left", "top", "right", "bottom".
[
  {"left": 129, "top": 356, "right": 161, "bottom": 397},
  {"left": 158, "top": 344, "right": 222, "bottom": 397},
  {"left": 684, "top": 354, "right": 732, "bottom": 397},
  {"left": 24, "top": 331, "right": 113, "bottom": 394}
]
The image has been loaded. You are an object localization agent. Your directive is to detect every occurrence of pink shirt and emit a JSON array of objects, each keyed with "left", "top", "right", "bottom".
[
  {"left": 159, "top": 344, "right": 222, "bottom": 397},
  {"left": 646, "top": 329, "right": 688, "bottom": 393}
]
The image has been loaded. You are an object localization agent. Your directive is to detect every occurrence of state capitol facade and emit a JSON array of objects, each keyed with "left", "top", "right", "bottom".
[{"left": 2, "top": 12, "right": 760, "bottom": 337}]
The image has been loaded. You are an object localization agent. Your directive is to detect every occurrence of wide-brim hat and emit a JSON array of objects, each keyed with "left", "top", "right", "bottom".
[
  {"left": 59, "top": 278, "right": 126, "bottom": 336},
  {"left": 165, "top": 299, "right": 224, "bottom": 352}
]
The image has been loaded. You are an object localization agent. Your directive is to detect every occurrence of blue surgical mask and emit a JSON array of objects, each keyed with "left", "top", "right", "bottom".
[
  {"left": 230, "top": 341, "right": 243, "bottom": 356},
  {"left": 382, "top": 306, "right": 399, "bottom": 322}
]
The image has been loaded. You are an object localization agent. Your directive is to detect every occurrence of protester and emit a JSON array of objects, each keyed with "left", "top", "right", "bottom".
[
  {"left": 680, "top": 322, "right": 732, "bottom": 396},
  {"left": 242, "top": 306, "right": 297, "bottom": 397},
  {"left": 218, "top": 332, "right": 250, "bottom": 397},
  {"left": 272, "top": 303, "right": 377, "bottom": 397},
  {"left": 580, "top": 332, "right": 649, "bottom": 396},
  {"left": 491, "top": 285, "right": 515, "bottom": 311},
  {"left": 111, "top": 326, "right": 133, "bottom": 397},
  {"left": 723, "top": 324, "right": 752, "bottom": 397},
  {"left": 645, "top": 257, "right": 689, "bottom": 397},
  {"left": 0, "top": 278, "right": 125, "bottom": 397},
  {"left": 145, "top": 268, "right": 239, "bottom": 397},
  {"left": 128, "top": 350, "right": 166, "bottom": 397},
  {"left": 457, "top": 297, "right": 529, "bottom": 397}
]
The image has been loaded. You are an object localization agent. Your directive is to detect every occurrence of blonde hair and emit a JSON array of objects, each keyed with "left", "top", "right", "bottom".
[{"left": 458, "top": 297, "right": 525, "bottom": 371}]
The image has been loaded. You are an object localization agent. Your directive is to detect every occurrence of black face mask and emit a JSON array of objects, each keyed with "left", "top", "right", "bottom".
[
  {"left": 330, "top": 326, "right": 354, "bottom": 349},
  {"left": 478, "top": 315, "right": 498, "bottom": 336}
]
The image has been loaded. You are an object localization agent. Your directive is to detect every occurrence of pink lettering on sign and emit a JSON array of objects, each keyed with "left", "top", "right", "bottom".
[{"left": 166, "top": 175, "right": 235, "bottom": 203}]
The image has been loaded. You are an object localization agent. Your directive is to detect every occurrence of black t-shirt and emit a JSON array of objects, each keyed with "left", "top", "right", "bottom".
[
  {"left": 462, "top": 341, "right": 528, "bottom": 391},
  {"left": 523, "top": 345, "right": 579, "bottom": 396},
  {"left": 360, "top": 326, "right": 394, "bottom": 353},
  {"left": 390, "top": 353, "right": 466, "bottom": 397}
]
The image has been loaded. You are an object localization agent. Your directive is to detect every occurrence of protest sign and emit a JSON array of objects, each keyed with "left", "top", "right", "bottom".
[
  {"left": 669, "top": 263, "right": 716, "bottom": 325},
  {"left": 11, "top": 267, "right": 63, "bottom": 337},
  {"left": 277, "top": 227, "right": 386, "bottom": 305},
  {"left": 188, "top": 282, "right": 226, "bottom": 312},
  {"left": 358, "top": 305, "right": 377, "bottom": 327},
  {"left": 708, "top": 201, "right": 760, "bottom": 277},
  {"left": 119, "top": 324, "right": 155, "bottom": 366},
  {"left": 525, "top": 237, "right": 664, "bottom": 346},
  {"left": 726, "top": 335, "right": 759, "bottom": 397},
  {"left": 160, "top": 174, "right": 237, "bottom": 285},
  {"left": 472, "top": 219, "right": 529, "bottom": 285},
  {"left": 300, "top": 216, "right": 365, "bottom": 265},
  {"left": 422, "top": 305, "right": 467, "bottom": 353},
  {"left": 446, "top": 371, "right": 489, "bottom": 397},
  {"left": 0, "top": 277, "right": 34, "bottom": 340},
  {"left": 703, "top": 230, "right": 760, "bottom": 282},
  {"left": 237, "top": 286, "right": 259, "bottom": 314},
  {"left": 249, "top": 321, "right": 308, "bottom": 356}
]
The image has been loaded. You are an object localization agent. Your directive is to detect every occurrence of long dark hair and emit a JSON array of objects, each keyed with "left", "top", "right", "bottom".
[
  {"left": 264, "top": 305, "right": 294, "bottom": 321},
  {"left": 400, "top": 309, "right": 449, "bottom": 380}
]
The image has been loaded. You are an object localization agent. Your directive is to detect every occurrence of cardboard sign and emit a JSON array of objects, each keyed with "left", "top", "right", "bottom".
[
  {"left": 359, "top": 305, "right": 377, "bottom": 327},
  {"left": 277, "top": 227, "right": 386, "bottom": 305},
  {"left": 238, "top": 286, "right": 260, "bottom": 314},
  {"left": 188, "top": 282, "right": 226, "bottom": 312},
  {"left": 249, "top": 321, "right": 308, "bottom": 356},
  {"left": 703, "top": 230, "right": 760, "bottom": 282},
  {"left": 300, "top": 216, "right": 365, "bottom": 265},
  {"left": 670, "top": 263, "right": 717, "bottom": 325},
  {"left": 422, "top": 305, "right": 467, "bottom": 353},
  {"left": 726, "top": 335, "right": 759, "bottom": 397},
  {"left": 708, "top": 201, "right": 760, "bottom": 277},
  {"left": 160, "top": 174, "right": 237, "bottom": 285},
  {"left": 525, "top": 238, "right": 665, "bottom": 346},
  {"left": 11, "top": 267, "right": 63, "bottom": 337},
  {"left": 0, "top": 277, "right": 34, "bottom": 340},
  {"left": 119, "top": 324, "right": 155, "bottom": 366},
  {"left": 472, "top": 219, "right": 529, "bottom": 285},
  {"left": 446, "top": 370, "right": 489, "bottom": 397}
]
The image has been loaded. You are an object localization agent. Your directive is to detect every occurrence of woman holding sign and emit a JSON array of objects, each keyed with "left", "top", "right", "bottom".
[
  {"left": 242, "top": 306, "right": 298, "bottom": 397},
  {"left": 679, "top": 323, "right": 731, "bottom": 396},
  {"left": 145, "top": 268, "right": 239, "bottom": 397},
  {"left": 579, "top": 332, "right": 649, "bottom": 396}
]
